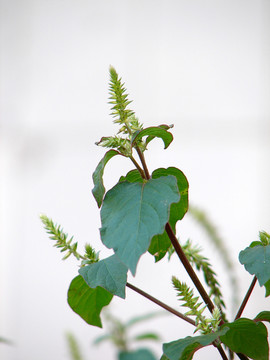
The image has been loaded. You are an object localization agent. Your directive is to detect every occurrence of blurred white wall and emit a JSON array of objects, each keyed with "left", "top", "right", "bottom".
[{"left": 1, "top": 1, "right": 269, "bottom": 359}]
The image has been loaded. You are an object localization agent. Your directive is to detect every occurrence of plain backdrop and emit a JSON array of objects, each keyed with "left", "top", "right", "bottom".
[{"left": 1, "top": 1, "right": 270, "bottom": 359}]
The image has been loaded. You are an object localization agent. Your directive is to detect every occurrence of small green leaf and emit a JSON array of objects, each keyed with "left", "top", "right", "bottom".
[
  {"left": 162, "top": 329, "right": 228, "bottom": 360},
  {"left": 250, "top": 241, "right": 262, "bottom": 248},
  {"left": 119, "top": 169, "right": 144, "bottom": 183},
  {"left": 92, "top": 149, "right": 121, "bottom": 207},
  {"left": 119, "top": 348, "right": 157, "bottom": 360},
  {"left": 67, "top": 275, "right": 113, "bottom": 328},
  {"left": 133, "top": 333, "right": 160, "bottom": 342},
  {"left": 264, "top": 279, "right": 270, "bottom": 297},
  {"left": 100, "top": 176, "right": 180, "bottom": 274},
  {"left": 149, "top": 167, "right": 189, "bottom": 261},
  {"left": 132, "top": 126, "right": 173, "bottom": 149},
  {"left": 254, "top": 311, "right": 270, "bottom": 323},
  {"left": 239, "top": 244, "right": 270, "bottom": 286},
  {"left": 220, "top": 318, "right": 269, "bottom": 360},
  {"left": 79, "top": 254, "right": 128, "bottom": 298}
]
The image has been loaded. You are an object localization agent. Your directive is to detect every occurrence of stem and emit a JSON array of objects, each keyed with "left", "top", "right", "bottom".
[
  {"left": 216, "top": 344, "right": 229, "bottom": 360},
  {"left": 130, "top": 156, "right": 146, "bottom": 179},
  {"left": 126, "top": 282, "right": 196, "bottom": 326},
  {"left": 234, "top": 276, "right": 257, "bottom": 320},
  {"left": 235, "top": 351, "right": 249, "bottom": 360},
  {"left": 135, "top": 147, "right": 151, "bottom": 180},
  {"left": 165, "top": 223, "right": 217, "bottom": 316}
]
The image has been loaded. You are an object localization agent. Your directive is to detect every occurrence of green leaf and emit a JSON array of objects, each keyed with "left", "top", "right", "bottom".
[
  {"left": 239, "top": 244, "right": 270, "bottom": 286},
  {"left": 79, "top": 254, "right": 128, "bottom": 299},
  {"left": 132, "top": 126, "right": 173, "bottom": 149},
  {"left": 133, "top": 333, "right": 160, "bottom": 342},
  {"left": 92, "top": 149, "right": 121, "bottom": 207},
  {"left": 264, "top": 279, "right": 270, "bottom": 297},
  {"left": 220, "top": 318, "right": 269, "bottom": 360},
  {"left": 100, "top": 176, "right": 180, "bottom": 274},
  {"left": 162, "top": 329, "right": 228, "bottom": 360},
  {"left": 119, "top": 167, "right": 188, "bottom": 262},
  {"left": 119, "top": 348, "right": 157, "bottom": 360},
  {"left": 254, "top": 311, "right": 270, "bottom": 323},
  {"left": 148, "top": 167, "right": 189, "bottom": 261},
  {"left": 119, "top": 169, "right": 144, "bottom": 183},
  {"left": 67, "top": 275, "right": 113, "bottom": 328}
]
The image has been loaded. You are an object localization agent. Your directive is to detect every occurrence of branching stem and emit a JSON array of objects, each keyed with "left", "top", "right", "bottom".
[
  {"left": 126, "top": 282, "right": 196, "bottom": 326},
  {"left": 135, "top": 147, "right": 151, "bottom": 180},
  {"left": 234, "top": 276, "right": 257, "bottom": 320},
  {"left": 129, "top": 156, "right": 146, "bottom": 179}
]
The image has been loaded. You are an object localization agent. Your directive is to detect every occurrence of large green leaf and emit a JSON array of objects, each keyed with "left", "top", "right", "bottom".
[
  {"left": 220, "top": 318, "right": 269, "bottom": 360},
  {"left": 92, "top": 149, "right": 121, "bottom": 207},
  {"left": 162, "top": 329, "right": 228, "bottom": 360},
  {"left": 119, "top": 348, "right": 157, "bottom": 360},
  {"left": 67, "top": 275, "right": 113, "bottom": 328},
  {"left": 131, "top": 126, "right": 173, "bottom": 149},
  {"left": 239, "top": 244, "right": 270, "bottom": 286},
  {"left": 148, "top": 167, "right": 189, "bottom": 261},
  {"left": 100, "top": 176, "right": 180, "bottom": 274},
  {"left": 119, "top": 167, "right": 188, "bottom": 262},
  {"left": 79, "top": 254, "right": 128, "bottom": 299}
]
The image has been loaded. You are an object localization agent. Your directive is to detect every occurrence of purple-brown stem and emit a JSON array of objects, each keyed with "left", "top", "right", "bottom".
[
  {"left": 126, "top": 282, "right": 195, "bottom": 326},
  {"left": 234, "top": 276, "right": 257, "bottom": 320}
]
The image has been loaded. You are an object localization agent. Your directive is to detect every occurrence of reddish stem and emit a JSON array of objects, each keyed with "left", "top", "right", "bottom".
[
  {"left": 234, "top": 276, "right": 257, "bottom": 320},
  {"left": 126, "top": 282, "right": 195, "bottom": 326}
]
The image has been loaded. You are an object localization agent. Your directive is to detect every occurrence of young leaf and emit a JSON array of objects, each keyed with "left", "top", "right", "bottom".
[
  {"left": 162, "top": 329, "right": 228, "bottom": 360},
  {"left": 79, "top": 254, "right": 128, "bottom": 299},
  {"left": 131, "top": 126, "right": 173, "bottom": 149},
  {"left": 100, "top": 176, "right": 180, "bottom": 275},
  {"left": 254, "top": 311, "right": 270, "bottom": 323},
  {"left": 92, "top": 149, "right": 122, "bottom": 207},
  {"left": 119, "top": 348, "right": 157, "bottom": 360},
  {"left": 148, "top": 167, "right": 189, "bottom": 261},
  {"left": 239, "top": 244, "right": 270, "bottom": 286},
  {"left": 67, "top": 275, "right": 113, "bottom": 328},
  {"left": 119, "top": 169, "right": 144, "bottom": 183},
  {"left": 220, "top": 318, "right": 269, "bottom": 360}
]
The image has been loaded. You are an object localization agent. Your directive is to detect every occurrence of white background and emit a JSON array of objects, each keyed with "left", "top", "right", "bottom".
[{"left": 1, "top": 1, "right": 270, "bottom": 359}]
